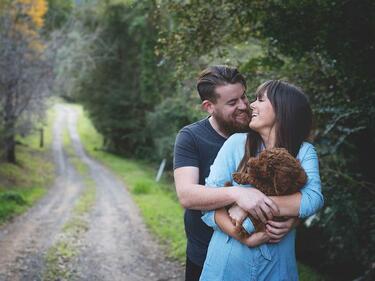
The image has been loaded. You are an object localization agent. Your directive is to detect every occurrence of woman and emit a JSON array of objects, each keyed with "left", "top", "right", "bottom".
[{"left": 200, "top": 80, "right": 324, "bottom": 281}]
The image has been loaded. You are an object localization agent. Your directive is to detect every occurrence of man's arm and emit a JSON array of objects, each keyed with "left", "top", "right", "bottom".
[
  {"left": 174, "top": 167, "right": 236, "bottom": 210},
  {"left": 174, "top": 167, "right": 279, "bottom": 222}
]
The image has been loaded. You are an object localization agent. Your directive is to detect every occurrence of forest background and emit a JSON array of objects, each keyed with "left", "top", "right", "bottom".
[{"left": 0, "top": 0, "right": 374, "bottom": 280}]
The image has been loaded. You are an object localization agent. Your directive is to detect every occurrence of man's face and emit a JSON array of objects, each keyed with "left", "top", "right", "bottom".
[{"left": 211, "top": 83, "right": 251, "bottom": 135}]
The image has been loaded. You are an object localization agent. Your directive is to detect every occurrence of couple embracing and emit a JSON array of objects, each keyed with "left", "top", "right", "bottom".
[{"left": 173, "top": 65, "right": 324, "bottom": 281}]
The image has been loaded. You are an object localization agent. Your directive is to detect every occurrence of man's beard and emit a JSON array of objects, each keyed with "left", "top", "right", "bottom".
[{"left": 213, "top": 108, "right": 251, "bottom": 136}]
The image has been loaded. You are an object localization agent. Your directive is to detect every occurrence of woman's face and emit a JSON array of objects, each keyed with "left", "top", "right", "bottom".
[{"left": 249, "top": 90, "right": 276, "bottom": 134}]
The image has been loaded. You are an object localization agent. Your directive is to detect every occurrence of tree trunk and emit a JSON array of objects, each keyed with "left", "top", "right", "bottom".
[
  {"left": 4, "top": 96, "right": 16, "bottom": 163},
  {"left": 4, "top": 123, "right": 16, "bottom": 163},
  {"left": 40, "top": 128, "right": 44, "bottom": 148}
]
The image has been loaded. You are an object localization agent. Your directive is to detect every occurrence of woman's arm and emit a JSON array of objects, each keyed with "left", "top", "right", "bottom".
[
  {"left": 269, "top": 193, "right": 301, "bottom": 217},
  {"left": 269, "top": 144, "right": 324, "bottom": 218},
  {"left": 215, "top": 208, "right": 270, "bottom": 247}
]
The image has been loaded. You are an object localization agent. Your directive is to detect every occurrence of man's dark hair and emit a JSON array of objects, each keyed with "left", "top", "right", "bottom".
[{"left": 197, "top": 65, "right": 247, "bottom": 103}]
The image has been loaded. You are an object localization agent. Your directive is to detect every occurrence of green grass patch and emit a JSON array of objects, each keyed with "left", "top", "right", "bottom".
[
  {"left": 0, "top": 146, "right": 54, "bottom": 188},
  {"left": 74, "top": 179, "right": 96, "bottom": 215},
  {"left": 0, "top": 178, "right": 49, "bottom": 225},
  {"left": 0, "top": 108, "right": 55, "bottom": 225},
  {"left": 134, "top": 192, "right": 186, "bottom": 259},
  {"left": 44, "top": 239, "right": 79, "bottom": 280},
  {"left": 132, "top": 179, "right": 153, "bottom": 194},
  {"left": 62, "top": 122, "right": 72, "bottom": 151}
]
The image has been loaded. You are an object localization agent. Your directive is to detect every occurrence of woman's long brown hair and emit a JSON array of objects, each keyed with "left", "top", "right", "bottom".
[{"left": 237, "top": 80, "right": 313, "bottom": 173}]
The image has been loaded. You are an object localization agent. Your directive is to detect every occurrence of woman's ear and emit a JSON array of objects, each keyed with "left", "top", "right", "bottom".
[{"left": 201, "top": 100, "right": 215, "bottom": 115}]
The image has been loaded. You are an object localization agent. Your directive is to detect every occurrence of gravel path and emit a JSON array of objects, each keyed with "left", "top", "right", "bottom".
[{"left": 0, "top": 105, "right": 184, "bottom": 281}]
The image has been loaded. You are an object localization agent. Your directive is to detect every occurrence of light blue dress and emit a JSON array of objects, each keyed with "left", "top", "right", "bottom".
[{"left": 200, "top": 133, "right": 324, "bottom": 281}]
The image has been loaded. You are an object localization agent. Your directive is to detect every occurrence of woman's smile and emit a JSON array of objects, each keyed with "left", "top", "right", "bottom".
[{"left": 249, "top": 91, "right": 275, "bottom": 133}]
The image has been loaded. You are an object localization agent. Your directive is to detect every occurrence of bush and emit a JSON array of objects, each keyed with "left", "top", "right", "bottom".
[
  {"left": 145, "top": 87, "right": 205, "bottom": 165},
  {"left": 0, "top": 191, "right": 27, "bottom": 205}
]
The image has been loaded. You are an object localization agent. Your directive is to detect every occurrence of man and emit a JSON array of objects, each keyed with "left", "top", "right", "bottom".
[{"left": 173, "top": 65, "right": 298, "bottom": 281}]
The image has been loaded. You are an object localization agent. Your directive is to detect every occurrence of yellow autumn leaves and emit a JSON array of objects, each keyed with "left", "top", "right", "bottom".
[
  {"left": 16, "top": 0, "right": 48, "bottom": 28},
  {"left": 3, "top": 0, "right": 48, "bottom": 52}
]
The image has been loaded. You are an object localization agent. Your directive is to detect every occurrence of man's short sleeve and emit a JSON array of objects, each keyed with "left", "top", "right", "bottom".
[{"left": 173, "top": 128, "right": 199, "bottom": 169}]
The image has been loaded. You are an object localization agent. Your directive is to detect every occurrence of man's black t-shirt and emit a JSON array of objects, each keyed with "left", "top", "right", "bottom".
[{"left": 173, "top": 117, "right": 226, "bottom": 266}]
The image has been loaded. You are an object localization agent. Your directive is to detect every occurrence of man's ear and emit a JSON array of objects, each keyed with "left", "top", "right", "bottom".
[{"left": 201, "top": 100, "right": 215, "bottom": 115}]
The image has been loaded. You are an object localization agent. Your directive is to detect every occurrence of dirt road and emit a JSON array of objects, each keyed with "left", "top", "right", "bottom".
[{"left": 0, "top": 105, "right": 184, "bottom": 281}]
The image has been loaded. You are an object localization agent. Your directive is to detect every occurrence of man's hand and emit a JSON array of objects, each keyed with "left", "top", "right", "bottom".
[
  {"left": 266, "top": 217, "right": 300, "bottom": 243},
  {"left": 233, "top": 188, "right": 279, "bottom": 223}
]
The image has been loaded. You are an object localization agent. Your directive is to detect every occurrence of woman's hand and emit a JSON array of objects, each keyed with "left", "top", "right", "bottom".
[
  {"left": 266, "top": 217, "right": 300, "bottom": 243},
  {"left": 228, "top": 204, "right": 248, "bottom": 226},
  {"left": 241, "top": 231, "right": 270, "bottom": 247}
]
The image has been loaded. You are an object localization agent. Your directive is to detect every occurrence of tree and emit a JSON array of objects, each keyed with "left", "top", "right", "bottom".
[
  {"left": 67, "top": 0, "right": 176, "bottom": 157},
  {"left": 0, "top": 0, "right": 51, "bottom": 162}
]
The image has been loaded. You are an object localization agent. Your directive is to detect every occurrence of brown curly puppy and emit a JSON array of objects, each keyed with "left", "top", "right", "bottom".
[{"left": 231, "top": 147, "right": 307, "bottom": 234}]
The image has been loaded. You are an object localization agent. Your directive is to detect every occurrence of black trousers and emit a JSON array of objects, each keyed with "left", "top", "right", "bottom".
[{"left": 185, "top": 257, "right": 203, "bottom": 281}]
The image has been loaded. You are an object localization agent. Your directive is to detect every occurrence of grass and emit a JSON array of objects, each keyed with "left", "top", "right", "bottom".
[
  {"left": 71, "top": 102, "right": 325, "bottom": 280},
  {"left": 0, "top": 187, "right": 45, "bottom": 223},
  {"left": 0, "top": 104, "right": 55, "bottom": 225},
  {"left": 44, "top": 239, "right": 78, "bottom": 280},
  {"left": 73, "top": 179, "right": 96, "bottom": 215}
]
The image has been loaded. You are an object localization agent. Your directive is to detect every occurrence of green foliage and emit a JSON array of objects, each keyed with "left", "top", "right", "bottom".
[
  {"left": 44, "top": 0, "right": 73, "bottom": 32},
  {"left": 158, "top": 0, "right": 375, "bottom": 279},
  {"left": 71, "top": 1, "right": 175, "bottom": 158},
  {"left": 146, "top": 88, "right": 205, "bottom": 163}
]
